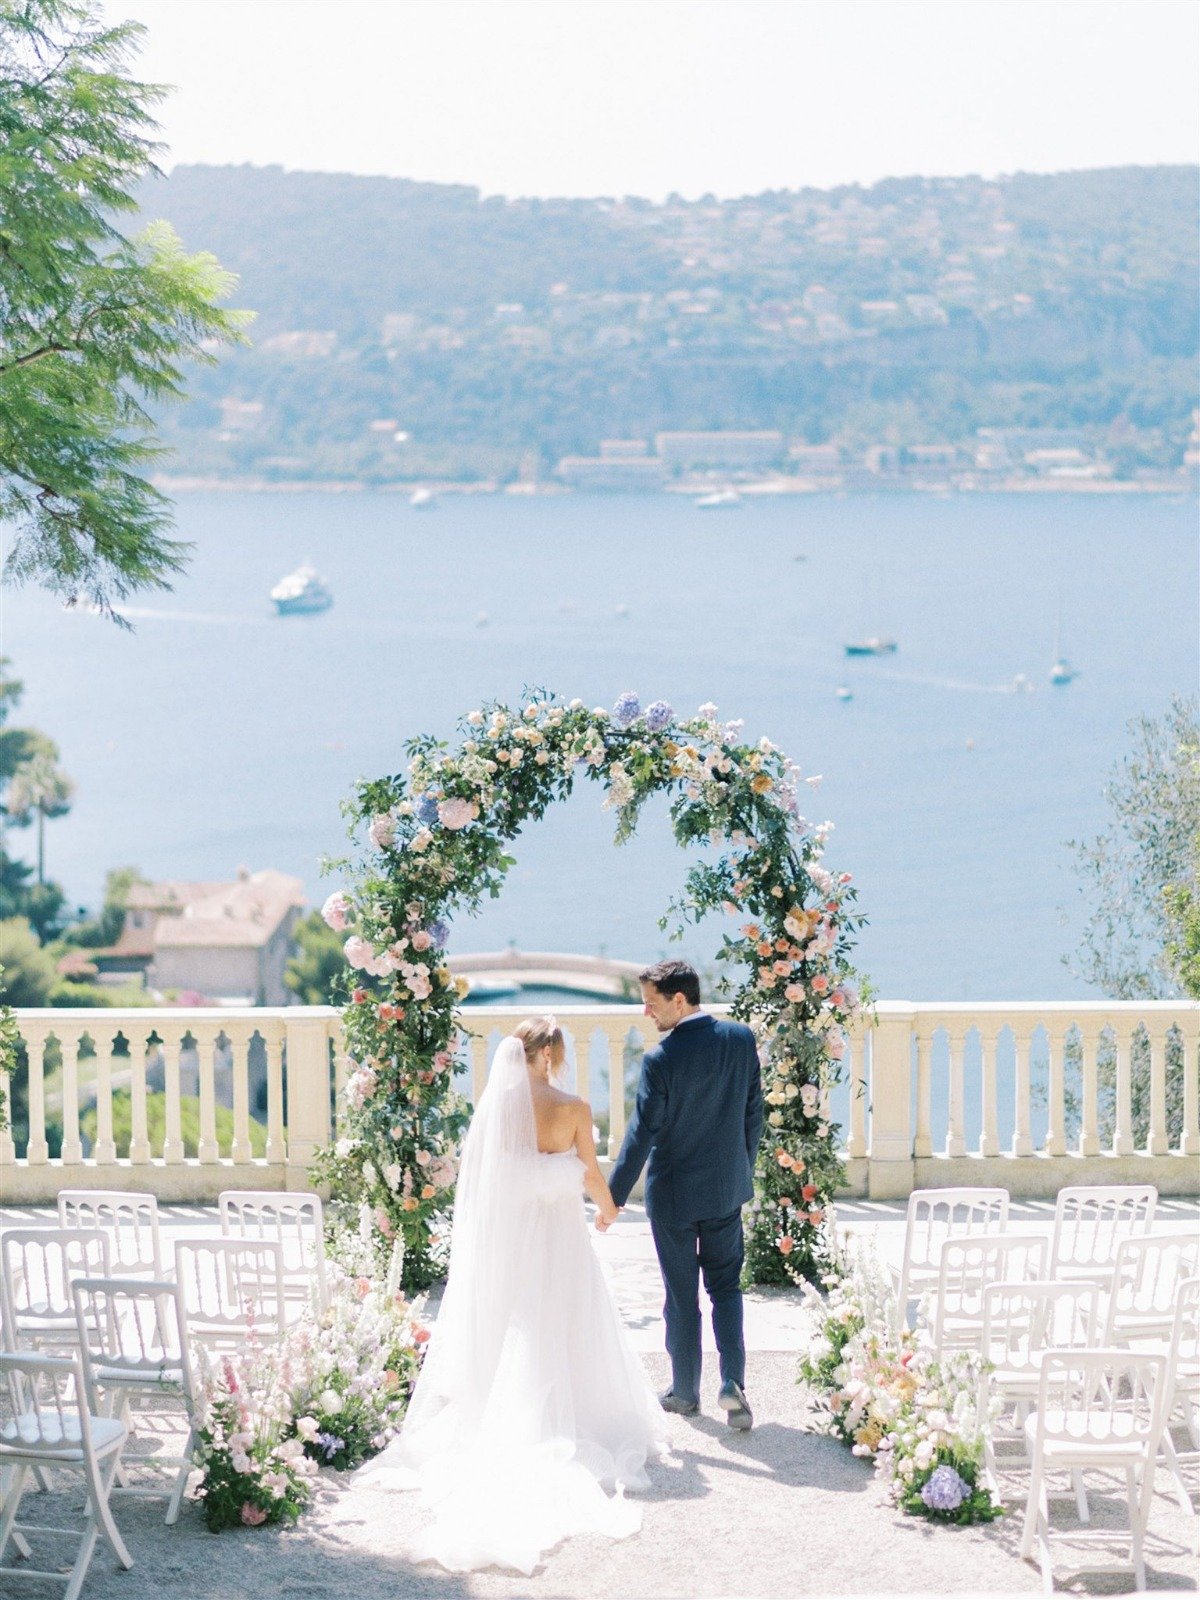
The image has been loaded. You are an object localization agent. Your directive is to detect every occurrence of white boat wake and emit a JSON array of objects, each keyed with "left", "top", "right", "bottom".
[{"left": 876, "top": 670, "right": 1032, "bottom": 695}]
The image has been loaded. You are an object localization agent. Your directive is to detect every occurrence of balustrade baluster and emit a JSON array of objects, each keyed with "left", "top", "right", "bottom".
[
  {"left": 25, "top": 1028, "right": 49, "bottom": 1164},
  {"left": 1182, "top": 1012, "right": 1199, "bottom": 1157},
  {"left": 1146, "top": 1026, "right": 1168, "bottom": 1156},
  {"left": 59, "top": 1029, "right": 83, "bottom": 1166},
  {"left": 606, "top": 1022, "right": 632, "bottom": 1160},
  {"left": 1079, "top": 1025, "right": 1101, "bottom": 1157},
  {"left": 945, "top": 1026, "right": 967, "bottom": 1158},
  {"left": 1012, "top": 1028, "right": 1033, "bottom": 1156},
  {"left": 264, "top": 1026, "right": 287, "bottom": 1165},
  {"left": 124, "top": 1030, "right": 152, "bottom": 1164},
  {"left": 979, "top": 1027, "right": 999, "bottom": 1157},
  {"left": 1112, "top": 1022, "right": 1135, "bottom": 1157},
  {"left": 160, "top": 1030, "right": 184, "bottom": 1163},
  {"left": 846, "top": 1027, "right": 867, "bottom": 1159},
  {"left": 573, "top": 1031, "right": 590, "bottom": 1110},
  {"left": 190, "top": 1030, "right": 218, "bottom": 1163},
  {"left": 230, "top": 1031, "right": 254, "bottom": 1163},
  {"left": 912, "top": 1029, "right": 932, "bottom": 1159},
  {"left": 1045, "top": 1026, "right": 1068, "bottom": 1157}
]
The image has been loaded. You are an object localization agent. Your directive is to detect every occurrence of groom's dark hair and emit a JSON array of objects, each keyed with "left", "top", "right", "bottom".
[{"left": 639, "top": 959, "right": 700, "bottom": 1006}]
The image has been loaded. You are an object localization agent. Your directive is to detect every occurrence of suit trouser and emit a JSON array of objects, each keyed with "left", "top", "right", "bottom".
[{"left": 649, "top": 1206, "right": 745, "bottom": 1402}]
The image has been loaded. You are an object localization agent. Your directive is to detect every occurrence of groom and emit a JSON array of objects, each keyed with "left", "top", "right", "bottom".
[{"left": 605, "top": 960, "right": 764, "bottom": 1430}]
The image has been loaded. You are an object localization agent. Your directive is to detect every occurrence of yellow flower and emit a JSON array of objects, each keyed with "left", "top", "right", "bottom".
[
  {"left": 751, "top": 773, "right": 773, "bottom": 794},
  {"left": 454, "top": 975, "right": 471, "bottom": 999}
]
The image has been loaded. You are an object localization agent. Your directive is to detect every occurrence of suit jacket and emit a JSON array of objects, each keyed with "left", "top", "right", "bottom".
[{"left": 607, "top": 1013, "right": 764, "bottom": 1225}]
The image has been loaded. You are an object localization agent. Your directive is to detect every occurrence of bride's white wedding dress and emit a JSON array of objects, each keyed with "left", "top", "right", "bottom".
[{"left": 356, "top": 1039, "right": 668, "bottom": 1575}]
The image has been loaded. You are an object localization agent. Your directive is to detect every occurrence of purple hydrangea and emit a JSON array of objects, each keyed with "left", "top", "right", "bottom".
[
  {"left": 427, "top": 919, "right": 450, "bottom": 948},
  {"left": 612, "top": 691, "right": 641, "bottom": 728},
  {"left": 315, "top": 1431, "right": 345, "bottom": 1462},
  {"left": 414, "top": 792, "right": 440, "bottom": 826},
  {"left": 644, "top": 700, "right": 675, "bottom": 732},
  {"left": 920, "top": 1464, "right": 968, "bottom": 1512}
]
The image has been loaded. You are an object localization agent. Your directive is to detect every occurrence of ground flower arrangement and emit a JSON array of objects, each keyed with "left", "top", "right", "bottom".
[
  {"left": 316, "top": 690, "right": 866, "bottom": 1291},
  {"left": 797, "top": 1227, "right": 1002, "bottom": 1526},
  {"left": 193, "top": 1224, "right": 428, "bottom": 1530}
]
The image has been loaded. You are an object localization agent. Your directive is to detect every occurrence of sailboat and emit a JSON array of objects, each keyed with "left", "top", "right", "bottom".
[{"left": 1049, "top": 602, "right": 1078, "bottom": 685}]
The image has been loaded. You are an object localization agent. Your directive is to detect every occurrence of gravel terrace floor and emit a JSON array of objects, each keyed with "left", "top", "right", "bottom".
[{"left": 2, "top": 1196, "right": 1198, "bottom": 1599}]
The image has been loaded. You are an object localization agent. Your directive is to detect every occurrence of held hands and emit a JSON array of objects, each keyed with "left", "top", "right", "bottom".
[{"left": 594, "top": 1205, "right": 622, "bottom": 1233}]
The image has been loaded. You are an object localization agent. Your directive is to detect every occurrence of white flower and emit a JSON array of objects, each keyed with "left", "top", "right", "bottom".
[
  {"left": 467, "top": 710, "right": 483, "bottom": 726},
  {"left": 319, "top": 1388, "right": 343, "bottom": 1414},
  {"left": 335, "top": 1137, "right": 355, "bottom": 1159},
  {"left": 383, "top": 1163, "right": 402, "bottom": 1192}
]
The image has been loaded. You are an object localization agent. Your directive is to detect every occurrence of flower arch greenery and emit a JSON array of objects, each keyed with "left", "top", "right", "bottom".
[{"left": 312, "top": 691, "right": 866, "bottom": 1292}]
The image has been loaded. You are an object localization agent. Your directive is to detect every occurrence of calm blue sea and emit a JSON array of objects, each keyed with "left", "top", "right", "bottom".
[{"left": 2, "top": 488, "right": 1196, "bottom": 1012}]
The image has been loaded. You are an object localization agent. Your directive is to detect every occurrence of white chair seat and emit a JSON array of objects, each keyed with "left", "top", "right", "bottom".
[
  {"left": 1, "top": 1411, "right": 126, "bottom": 1457},
  {"left": 92, "top": 1360, "right": 186, "bottom": 1385}
]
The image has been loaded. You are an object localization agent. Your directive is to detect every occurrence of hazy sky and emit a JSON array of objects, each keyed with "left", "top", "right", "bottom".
[{"left": 105, "top": 0, "right": 1199, "bottom": 199}]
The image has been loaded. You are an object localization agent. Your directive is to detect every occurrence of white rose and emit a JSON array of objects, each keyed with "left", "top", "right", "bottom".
[
  {"left": 319, "top": 1389, "right": 343, "bottom": 1414},
  {"left": 335, "top": 1137, "right": 354, "bottom": 1159}
]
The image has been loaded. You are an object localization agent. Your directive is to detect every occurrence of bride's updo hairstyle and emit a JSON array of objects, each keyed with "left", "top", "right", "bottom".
[{"left": 514, "top": 1015, "right": 566, "bottom": 1077}]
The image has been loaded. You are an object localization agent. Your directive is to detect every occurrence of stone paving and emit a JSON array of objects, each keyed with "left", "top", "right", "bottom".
[{"left": 2, "top": 1197, "right": 1198, "bottom": 1597}]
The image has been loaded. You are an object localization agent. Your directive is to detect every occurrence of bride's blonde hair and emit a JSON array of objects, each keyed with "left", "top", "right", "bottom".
[{"left": 513, "top": 1015, "right": 565, "bottom": 1075}]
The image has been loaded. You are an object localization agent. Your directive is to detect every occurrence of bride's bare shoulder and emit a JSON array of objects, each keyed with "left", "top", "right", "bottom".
[{"left": 532, "top": 1079, "right": 582, "bottom": 1112}]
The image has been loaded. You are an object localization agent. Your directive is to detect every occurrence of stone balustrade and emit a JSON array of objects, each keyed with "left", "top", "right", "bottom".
[{"left": 1, "top": 1000, "right": 1196, "bottom": 1204}]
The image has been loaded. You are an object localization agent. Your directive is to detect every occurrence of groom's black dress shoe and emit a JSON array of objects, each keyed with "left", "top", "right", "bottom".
[
  {"left": 659, "top": 1389, "right": 699, "bottom": 1416},
  {"left": 718, "top": 1379, "right": 753, "bottom": 1430}
]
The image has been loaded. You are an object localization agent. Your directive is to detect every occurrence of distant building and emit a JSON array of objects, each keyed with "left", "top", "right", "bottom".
[
  {"left": 83, "top": 870, "right": 306, "bottom": 1005},
  {"left": 654, "top": 431, "right": 783, "bottom": 471},
  {"left": 788, "top": 443, "right": 842, "bottom": 472},
  {"left": 906, "top": 444, "right": 960, "bottom": 466},
  {"left": 599, "top": 440, "right": 650, "bottom": 458},
  {"left": 554, "top": 454, "right": 667, "bottom": 490}
]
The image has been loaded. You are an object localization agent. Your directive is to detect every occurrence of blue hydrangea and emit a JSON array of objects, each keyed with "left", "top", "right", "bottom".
[
  {"left": 920, "top": 1464, "right": 968, "bottom": 1512},
  {"left": 427, "top": 919, "right": 450, "bottom": 948},
  {"left": 414, "top": 792, "right": 440, "bottom": 826},
  {"left": 644, "top": 700, "right": 674, "bottom": 732},
  {"left": 315, "top": 1431, "right": 345, "bottom": 1462},
  {"left": 612, "top": 691, "right": 640, "bottom": 728}
]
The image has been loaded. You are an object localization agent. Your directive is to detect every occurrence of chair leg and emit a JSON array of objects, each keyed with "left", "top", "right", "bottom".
[
  {"left": 1126, "top": 1464, "right": 1147, "bottom": 1592},
  {"left": 166, "top": 1426, "right": 199, "bottom": 1525},
  {"left": 0, "top": 1462, "right": 29, "bottom": 1559},
  {"left": 1020, "top": 1457, "right": 1043, "bottom": 1560},
  {"left": 1072, "top": 1467, "right": 1089, "bottom": 1522},
  {"left": 1159, "top": 1426, "right": 1196, "bottom": 1514},
  {"left": 82, "top": 1446, "right": 133, "bottom": 1570}
]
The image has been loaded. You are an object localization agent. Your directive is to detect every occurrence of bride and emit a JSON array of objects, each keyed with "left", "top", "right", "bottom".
[{"left": 357, "top": 1016, "right": 669, "bottom": 1574}]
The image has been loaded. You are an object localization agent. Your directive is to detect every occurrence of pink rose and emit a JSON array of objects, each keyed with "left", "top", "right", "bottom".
[
  {"left": 784, "top": 983, "right": 804, "bottom": 1002},
  {"left": 321, "top": 891, "right": 350, "bottom": 931},
  {"left": 240, "top": 1503, "right": 268, "bottom": 1526},
  {"left": 437, "top": 798, "right": 478, "bottom": 831},
  {"left": 811, "top": 974, "right": 829, "bottom": 994},
  {"left": 368, "top": 812, "right": 397, "bottom": 850},
  {"left": 374, "top": 1205, "right": 394, "bottom": 1237},
  {"left": 410, "top": 929, "right": 433, "bottom": 952},
  {"left": 344, "top": 935, "right": 374, "bottom": 970},
  {"left": 826, "top": 1035, "right": 846, "bottom": 1059},
  {"left": 773, "top": 960, "right": 792, "bottom": 976}
]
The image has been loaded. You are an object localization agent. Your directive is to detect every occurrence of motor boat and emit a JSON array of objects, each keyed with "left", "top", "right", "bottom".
[
  {"left": 694, "top": 488, "right": 742, "bottom": 509},
  {"left": 409, "top": 487, "right": 437, "bottom": 509},
  {"left": 843, "top": 637, "right": 898, "bottom": 656},
  {"left": 270, "top": 563, "right": 332, "bottom": 616}
]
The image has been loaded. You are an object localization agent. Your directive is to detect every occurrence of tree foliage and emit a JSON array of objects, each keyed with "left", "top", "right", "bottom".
[
  {"left": 1065, "top": 695, "right": 1200, "bottom": 998},
  {"left": 0, "top": 0, "right": 250, "bottom": 615}
]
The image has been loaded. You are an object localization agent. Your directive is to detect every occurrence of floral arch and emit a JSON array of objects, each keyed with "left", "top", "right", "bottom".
[{"left": 312, "top": 691, "right": 865, "bottom": 1292}]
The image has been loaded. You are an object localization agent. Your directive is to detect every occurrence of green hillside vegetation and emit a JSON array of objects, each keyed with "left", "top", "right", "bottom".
[
  {"left": 78, "top": 1090, "right": 268, "bottom": 1160},
  {"left": 137, "top": 163, "right": 1199, "bottom": 480}
]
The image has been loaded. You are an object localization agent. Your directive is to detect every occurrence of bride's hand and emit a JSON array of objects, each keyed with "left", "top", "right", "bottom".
[{"left": 594, "top": 1204, "right": 620, "bottom": 1233}]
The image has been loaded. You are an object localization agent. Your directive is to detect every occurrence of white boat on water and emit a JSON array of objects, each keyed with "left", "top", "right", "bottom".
[
  {"left": 695, "top": 488, "right": 742, "bottom": 509},
  {"left": 409, "top": 487, "right": 438, "bottom": 509},
  {"left": 270, "top": 563, "right": 332, "bottom": 616},
  {"left": 1049, "top": 603, "right": 1078, "bottom": 684},
  {"left": 843, "top": 636, "right": 898, "bottom": 656}
]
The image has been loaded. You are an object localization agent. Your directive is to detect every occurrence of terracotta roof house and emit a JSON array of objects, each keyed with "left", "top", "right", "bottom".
[{"left": 85, "top": 869, "right": 306, "bottom": 1005}]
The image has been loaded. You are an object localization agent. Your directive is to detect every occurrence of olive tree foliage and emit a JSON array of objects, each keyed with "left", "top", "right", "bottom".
[
  {"left": 1058, "top": 695, "right": 1199, "bottom": 1148},
  {"left": 1065, "top": 694, "right": 1200, "bottom": 999},
  {"left": 0, "top": 0, "right": 250, "bottom": 617}
]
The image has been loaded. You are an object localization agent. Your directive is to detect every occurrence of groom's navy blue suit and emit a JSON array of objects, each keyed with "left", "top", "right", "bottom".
[{"left": 607, "top": 1013, "right": 764, "bottom": 1403}]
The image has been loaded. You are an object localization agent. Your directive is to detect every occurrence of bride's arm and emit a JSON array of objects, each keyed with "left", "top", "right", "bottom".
[{"left": 573, "top": 1102, "right": 619, "bottom": 1227}]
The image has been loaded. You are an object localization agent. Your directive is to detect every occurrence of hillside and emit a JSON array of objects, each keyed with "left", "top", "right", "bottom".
[{"left": 134, "top": 163, "right": 1199, "bottom": 483}]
